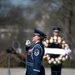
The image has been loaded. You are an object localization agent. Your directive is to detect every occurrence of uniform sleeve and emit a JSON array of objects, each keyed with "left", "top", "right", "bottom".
[
  {"left": 33, "top": 47, "right": 42, "bottom": 73},
  {"left": 26, "top": 46, "right": 31, "bottom": 51}
]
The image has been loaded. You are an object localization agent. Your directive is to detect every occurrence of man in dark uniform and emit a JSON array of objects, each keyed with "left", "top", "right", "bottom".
[
  {"left": 25, "top": 28, "right": 46, "bottom": 75},
  {"left": 25, "top": 39, "right": 33, "bottom": 75},
  {"left": 48, "top": 27, "right": 63, "bottom": 75}
]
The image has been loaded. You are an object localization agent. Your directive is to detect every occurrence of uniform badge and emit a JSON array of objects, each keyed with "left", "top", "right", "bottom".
[{"left": 34, "top": 49, "right": 39, "bottom": 56}]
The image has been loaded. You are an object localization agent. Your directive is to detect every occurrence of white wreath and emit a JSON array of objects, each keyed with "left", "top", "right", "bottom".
[
  {"left": 43, "top": 36, "right": 71, "bottom": 65},
  {"left": 43, "top": 53, "right": 68, "bottom": 65}
]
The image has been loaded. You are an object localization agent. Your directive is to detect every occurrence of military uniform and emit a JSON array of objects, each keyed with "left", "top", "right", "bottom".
[
  {"left": 25, "top": 46, "right": 33, "bottom": 75},
  {"left": 48, "top": 40, "right": 62, "bottom": 75},
  {"left": 32, "top": 41, "right": 45, "bottom": 75},
  {"left": 25, "top": 29, "right": 46, "bottom": 75},
  {"left": 49, "top": 28, "right": 62, "bottom": 75}
]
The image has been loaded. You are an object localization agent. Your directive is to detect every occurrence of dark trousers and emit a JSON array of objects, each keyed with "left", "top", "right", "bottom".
[
  {"left": 25, "top": 65, "right": 33, "bottom": 75},
  {"left": 25, "top": 65, "right": 45, "bottom": 75},
  {"left": 51, "top": 64, "right": 62, "bottom": 75},
  {"left": 40, "top": 65, "right": 45, "bottom": 75}
]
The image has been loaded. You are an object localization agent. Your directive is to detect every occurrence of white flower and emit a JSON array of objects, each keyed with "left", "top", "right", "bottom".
[
  {"left": 53, "top": 61, "right": 57, "bottom": 64},
  {"left": 50, "top": 39, "right": 53, "bottom": 43},
  {"left": 62, "top": 44, "right": 65, "bottom": 48},
  {"left": 58, "top": 57, "right": 62, "bottom": 60},
  {"left": 43, "top": 42, "right": 48, "bottom": 47},
  {"left": 66, "top": 55, "right": 68, "bottom": 59},
  {"left": 58, "top": 37, "right": 61, "bottom": 40},
  {"left": 64, "top": 44, "right": 69, "bottom": 49},
  {"left": 51, "top": 58, "right": 54, "bottom": 62},
  {"left": 55, "top": 58, "right": 59, "bottom": 61},
  {"left": 48, "top": 60, "right": 52, "bottom": 64},
  {"left": 54, "top": 36, "right": 57, "bottom": 39},
  {"left": 60, "top": 55, "right": 63, "bottom": 58},
  {"left": 62, "top": 40, "right": 65, "bottom": 44},
  {"left": 58, "top": 39, "right": 61, "bottom": 43},
  {"left": 46, "top": 55, "right": 49, "bottom": 58},
  {"left": 62, "top": 57, "right": 66, "bottom": 61},
  {"left": 43, "top": 56, "right": 46, "bottom": 59},
  {"left": 47, "top": 57, "right": 50, "bottom": 60},
  {"left": 57, "top": 60, "right": 61, "bottom": 64},
  {"left": 54, "top": 39, "right": 56, "bottom": 42},
  {"left": 43, "top": 41, "right": 45, "bottom": 44},
  {"left": 46, "top": 39, "right": 49, "bottom": 43},
  {"left": 45, "top": 43, "right": 48, "bottom": 47}
]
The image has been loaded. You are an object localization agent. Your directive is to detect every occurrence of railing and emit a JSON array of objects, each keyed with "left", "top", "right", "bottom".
[{"left": 0, "top": 53, "right": 26, "bottom": 75}]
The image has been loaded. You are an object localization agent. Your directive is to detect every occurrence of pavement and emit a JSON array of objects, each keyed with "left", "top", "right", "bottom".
[{"left": 0, "top": 68, "right": 75, "bottom": 75}]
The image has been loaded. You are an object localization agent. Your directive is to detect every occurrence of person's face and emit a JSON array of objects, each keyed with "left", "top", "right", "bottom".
[
  {"left": 53, "top": 31, "right": 59, "bottom": 36},
  {"left": 32, "top": 35, "right": 40, "bottom": 42}
]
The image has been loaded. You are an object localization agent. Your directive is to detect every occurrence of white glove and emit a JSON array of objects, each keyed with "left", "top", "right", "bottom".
[
  {"left": 65, "top": 48, "right": 72, "bottom": 55},
  {"left": 25, "top": 40, "right": 31, "bottom": 47}
]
